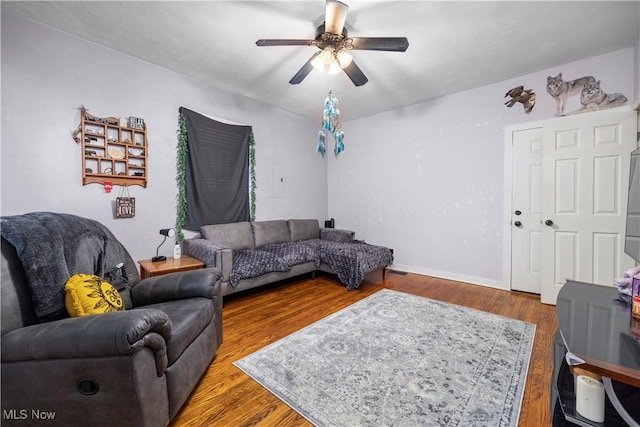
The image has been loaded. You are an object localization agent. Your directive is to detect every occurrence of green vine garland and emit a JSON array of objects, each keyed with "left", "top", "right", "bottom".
[
  {"left": 176, "top": 115, "right": 188, "bottom": 241},
  {"left": 249, "top": 131, "right": 257, "bottom": 222}
]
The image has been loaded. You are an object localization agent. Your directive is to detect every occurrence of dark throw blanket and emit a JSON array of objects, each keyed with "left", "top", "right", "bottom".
[
  {"left": 1, "top": 212, "right": 131, "bottom": 320},
  {"left": 259, "top": 242, "right": 321, "bottom": 270},
  {"left": 228, "top": 240, "right": 393, "bottom": 291},
  {"left": 304, "top": 240, "right": 394, "bottom": 290},
  {"left": 229, "top": 242, "right": 322, "bottom": 287},
  {"left": 229, "top": 248, "right": 290, "bottom": 287}
]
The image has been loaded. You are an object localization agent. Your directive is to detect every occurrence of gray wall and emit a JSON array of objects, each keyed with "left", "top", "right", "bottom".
[
  {"left": 328, "top": 48, "right": 636, "bottom": 289},
  {"left": 1, "top": 13, "right": 326, "bottom": 263}
]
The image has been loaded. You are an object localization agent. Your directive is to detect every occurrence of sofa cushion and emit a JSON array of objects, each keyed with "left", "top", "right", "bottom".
[
  {"left": 288, "top": 219, "right": 320, "bottom": 242},
  {"left": 251, "top": 220, "right": 290, "bottom": 247},
  {"left": 137, "top": 297, "right": 214, "bottom": 366},
  {"left": 321, "top": 228, "right": 355, "bottom": 242},
  {"left": 201, "top": 222, "right": 255, "bottom": 250}
]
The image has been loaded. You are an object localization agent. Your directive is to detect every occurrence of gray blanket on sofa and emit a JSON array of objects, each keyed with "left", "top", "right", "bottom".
[
  {"left": 305, "top": 240, "right": 394, "bottom": 290},
  {"left": 229, "top": 240, "right": 393, "bottom": 290},
  {"left": 1, "top": 212, "right": 131, "bottom": 320}
]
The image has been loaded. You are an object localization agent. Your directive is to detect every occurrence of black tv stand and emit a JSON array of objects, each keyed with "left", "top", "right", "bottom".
[{"left": 552, "top": 280, "right": 640, "bottom": 426}]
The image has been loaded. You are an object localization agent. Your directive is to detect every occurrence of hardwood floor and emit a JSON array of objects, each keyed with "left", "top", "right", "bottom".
[{"left": 170, "top": 271, "right": 558, "bottom": 427}]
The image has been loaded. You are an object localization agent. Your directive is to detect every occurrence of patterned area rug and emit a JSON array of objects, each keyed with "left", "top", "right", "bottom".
[{"left": 234, "top": 289, "right": 536, "bottom": 426}]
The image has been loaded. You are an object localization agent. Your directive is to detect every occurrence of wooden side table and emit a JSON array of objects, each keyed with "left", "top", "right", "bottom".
[{"left": 138, "top": 255, "right": 205, "bottom": 279}]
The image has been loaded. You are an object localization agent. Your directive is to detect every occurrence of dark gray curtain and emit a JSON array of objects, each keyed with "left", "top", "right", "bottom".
[{"left": 179, "top": 107, "right": 251, "bottom": 229}]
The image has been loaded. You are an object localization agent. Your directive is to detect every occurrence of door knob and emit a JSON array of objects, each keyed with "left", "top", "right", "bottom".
[
  {"left": 545, "top": 220, "right": 554, "bottom": 226},
  {"left": 514, "top": 210, "right": 522, "bottom": 216},
  {"left": 514, "top": 221, "right": 522, "bottom": 227}
]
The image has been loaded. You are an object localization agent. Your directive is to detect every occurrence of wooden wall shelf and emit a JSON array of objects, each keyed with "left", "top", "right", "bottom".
[{"left": 80, "top": 111, "right": 148, "bottom": 188}]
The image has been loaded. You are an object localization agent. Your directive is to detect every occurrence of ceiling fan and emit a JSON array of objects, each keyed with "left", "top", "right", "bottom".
[{"left": 255, "top": 0, "right": 409, "bottom": 87}]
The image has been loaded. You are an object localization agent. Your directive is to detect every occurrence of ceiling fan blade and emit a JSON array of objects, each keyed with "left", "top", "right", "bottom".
[
  {"left": 256, "top": 39, "right": 315, "bottom": 47},
  {"left": 325, "top": 0, "right": 349, "bottom": 35},
  {"left": 289, "top": 52, "right": 321, "bottom": 85},
  {"left": 342, "top": 60, "right": 368, "bottom": 87},
  {"left": 349, "top": 37, "right": 409, "bottom": 52}
]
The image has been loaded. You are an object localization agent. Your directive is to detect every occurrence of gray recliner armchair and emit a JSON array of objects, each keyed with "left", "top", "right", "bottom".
[{"left": 1, "top": 212, "right": 223, "bottom": 427}]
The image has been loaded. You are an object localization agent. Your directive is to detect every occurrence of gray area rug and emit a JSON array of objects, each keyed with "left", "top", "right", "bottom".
[{"left": 234, "top": 289, "right": 536, "bottom": 426}]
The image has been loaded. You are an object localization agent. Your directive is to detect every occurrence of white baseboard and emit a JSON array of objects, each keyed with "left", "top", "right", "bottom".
[{"left": 387, "top": 264, "right": 509, "bottom": 291}]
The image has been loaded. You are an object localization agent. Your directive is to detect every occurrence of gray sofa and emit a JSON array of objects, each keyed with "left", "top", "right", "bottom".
[
  {"left": 183, "top": 219, "right": 393, "bottom": 297},
  {"left": 1, "top": 212, "right": 223, "bottom": 427}
]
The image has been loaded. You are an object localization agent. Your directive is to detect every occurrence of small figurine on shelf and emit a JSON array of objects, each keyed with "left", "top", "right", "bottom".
[{"left": 128, "top": 116, "right": 145, "bottom": 130}]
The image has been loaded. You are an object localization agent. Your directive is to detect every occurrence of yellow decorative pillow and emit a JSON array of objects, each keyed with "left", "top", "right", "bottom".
[{"left": 65, "top": 273, "right": 125, "bottom": 317}]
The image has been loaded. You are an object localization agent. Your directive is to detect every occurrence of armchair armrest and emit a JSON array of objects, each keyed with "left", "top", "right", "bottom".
[
  {"left": 182, "top": 239, "right": 232, "bottom": 282},
  {"left": 130, "top": 268, "right": 221, "bottom": 306},
  {"left": 321, "top": 228, "right": 355, "bottom": 243},
  {"left": 1, "top": 309, "right": 172, "bottom": 375}
]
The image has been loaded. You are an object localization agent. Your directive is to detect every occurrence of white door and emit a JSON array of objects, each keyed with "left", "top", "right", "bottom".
[
  {"left": 540, "top": 108, "right": 638, "bottom": 304},
  {"left": 511, "top": 127, "right": 544, "bottom": 294}
]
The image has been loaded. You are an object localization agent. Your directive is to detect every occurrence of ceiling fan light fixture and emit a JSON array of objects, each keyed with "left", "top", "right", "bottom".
[
  {"left": 256, "top": 0, "right": 408, "bottom": 86},
  {"left": 336, "top": 49, "right": 353, "bottom": 68},
  {"left": 311, "top": 54, "right": 325, "bottom": 71},
  {"left": 327, "top": 59, "right": 343, "bottom": 75},
  {"left": 320, "top": 47, "right": 335, "bottom": 65}
]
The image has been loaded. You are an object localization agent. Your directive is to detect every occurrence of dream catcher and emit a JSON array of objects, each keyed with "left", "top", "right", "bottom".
[{"left": 317, "top": 90, "right": 345, "bottom": 158}]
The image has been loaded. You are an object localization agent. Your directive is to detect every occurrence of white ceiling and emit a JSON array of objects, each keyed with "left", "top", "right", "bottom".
[{"left": 2, "top": 1, "right": 639, "bottom": 121}]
